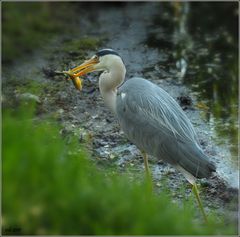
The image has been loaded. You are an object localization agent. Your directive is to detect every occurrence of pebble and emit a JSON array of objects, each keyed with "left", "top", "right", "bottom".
[{"left": 17, "top": 93, "right": 41, "bottom": 103}]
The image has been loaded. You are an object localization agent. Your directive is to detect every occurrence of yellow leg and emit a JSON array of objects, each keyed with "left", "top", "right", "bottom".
[
  {"left": 141, "top": 151, "right": 153, "bottom": 192},
  {"left": 192, "top": 183, "right": 208, "bottom": 223}
]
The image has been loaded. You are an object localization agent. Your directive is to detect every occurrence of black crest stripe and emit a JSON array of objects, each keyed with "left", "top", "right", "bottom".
[{"left": 96, "top": 49, "right": 120, "bottom": 57}]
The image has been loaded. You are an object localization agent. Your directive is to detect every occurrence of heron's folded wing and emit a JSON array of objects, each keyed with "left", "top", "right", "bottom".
[
  {"left": 116, "top": 80, "right": 215, "bottom": 177},
  {"left": 117, "top": 80, "right": 198, "bottom": 144}
]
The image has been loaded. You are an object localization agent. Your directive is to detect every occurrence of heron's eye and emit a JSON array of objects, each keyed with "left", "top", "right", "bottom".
[{"left": 94, "top": 55, "right": 99, "bottom": 61}]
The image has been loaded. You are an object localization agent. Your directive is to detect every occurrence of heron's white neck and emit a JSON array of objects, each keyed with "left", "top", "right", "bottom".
[{"left": 99, "top": 59, "right": 126, "bottom": 114}]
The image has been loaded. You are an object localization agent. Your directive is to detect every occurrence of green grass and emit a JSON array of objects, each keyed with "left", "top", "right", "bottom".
[
  {"left": 2, "top": 2, "right": 77, "bottom": 63},
  {"left": 59, "top": 37, "right": 104, "bottom": 64},
  {"left": 2, "top": 104, "right": 235, "bottom": 235},
  {"left": 61, "top": 38, "right": 103, "bottom": 53}
]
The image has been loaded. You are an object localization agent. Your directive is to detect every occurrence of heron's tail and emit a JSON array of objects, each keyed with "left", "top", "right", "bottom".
[{"left": 176, "top": 143, "right": 216, "bottom": 180}]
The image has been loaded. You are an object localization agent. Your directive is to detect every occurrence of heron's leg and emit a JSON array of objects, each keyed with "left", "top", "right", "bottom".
[
  {"left": 192, "top": 183, "right": 208, "bottom": 223},
  {"left": 141, "top": 151, "right": 153, "bottom": 192},
  {"left": 141, "top": 151, "right": 150, "bottom": 178}
]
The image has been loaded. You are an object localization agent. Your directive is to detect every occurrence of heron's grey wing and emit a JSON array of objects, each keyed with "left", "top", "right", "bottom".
[
  {"left": 117, "top": 78, "right": 197, "bottom": 147},
  {"left": 116, "top": 78, "right": 215, "bottom": 178}
]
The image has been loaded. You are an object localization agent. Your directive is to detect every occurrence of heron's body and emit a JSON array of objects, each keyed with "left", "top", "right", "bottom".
[
  {"left": 70, "top": 48, "right": 216, "bottom": 184},
  {"left": 66, "top": 48, "right": 216, "bottom": 222},
  {"left": 116, "top": 78, "right": 215, "bottom": 181}
]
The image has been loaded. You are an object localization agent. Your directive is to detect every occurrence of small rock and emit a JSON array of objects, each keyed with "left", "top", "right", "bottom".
[
  {"left": 177, "top": 95, "right": 192, "bottom": 107},
  {"left": 1, "top": 94, "right": 5, "bottom": 103},
  {"left": 156, "top": 182, "right": 161, "bottom": 187},
  {"left": 109, "top": 154, "right": 116, "bottom": 160},
  {"left": 57, "top": 108, "right": 64, "bottom": 115},
  {"left": 17, "top": 93, "right": 41, "bottom": 103},
  {"left": 57, "top": 91, "right": 68, "bottom": 100},
  {"left": 157, "top": 160, "right": 164, "bottom": 165},
  {"left": 163, "top": 167, "right": 175, "bottom": 175},
  {"left": 84, "top": 112, "right": 91, "bottom": 118},
  {"left": 42, "top": 67, "right": 57, "bottom": 78},
  {"left": 199, "top": 179, "right": 211, "bottom": 187},
  {"left": 209, "top": 188, "right": 217, "bottom": 195}
]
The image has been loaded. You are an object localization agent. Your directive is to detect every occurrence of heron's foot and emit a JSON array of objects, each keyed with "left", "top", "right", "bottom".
[
  {"left": 192, "top": 183, "right": 208, "bottom": 223},
  {"left": 141, "top": 151, "right": 153, "bottom": 193}
]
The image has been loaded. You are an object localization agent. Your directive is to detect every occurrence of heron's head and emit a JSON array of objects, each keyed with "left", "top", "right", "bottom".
[{"left": 70, "top": 49, "right": 125, "bottom": 77}]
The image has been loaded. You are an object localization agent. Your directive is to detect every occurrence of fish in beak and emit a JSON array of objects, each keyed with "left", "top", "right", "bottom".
[
  {"left": 59, "top": 56, "right": 99, "bottom": 91},
  {"left": 56, "top": 70, "right": 83, "bottom": 91}
]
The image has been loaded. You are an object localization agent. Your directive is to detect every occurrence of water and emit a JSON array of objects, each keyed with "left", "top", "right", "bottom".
[{"left": 143, "top": 2, "right": 238, "bottom": 187}]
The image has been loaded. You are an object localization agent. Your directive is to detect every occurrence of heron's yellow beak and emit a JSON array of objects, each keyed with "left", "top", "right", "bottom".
[{"left": 70, "top": 57, "right": 99, "bottom": 76}]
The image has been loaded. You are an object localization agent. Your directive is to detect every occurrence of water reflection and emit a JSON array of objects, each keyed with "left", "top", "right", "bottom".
[
  {"left": 146, "top": 2, "right": 238, "bottom": 165},
  {"left": 186, "top": 2, "right": 238, "bottom": 163}
]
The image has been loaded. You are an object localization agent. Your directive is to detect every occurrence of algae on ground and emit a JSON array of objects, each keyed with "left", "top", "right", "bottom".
[{"left": 61, "top": 37, "right": 103, "bottom": 53}]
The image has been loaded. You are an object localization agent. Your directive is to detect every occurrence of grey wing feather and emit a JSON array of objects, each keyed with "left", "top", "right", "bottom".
[{"left": 116, "top": 78, "right": 216, "bottom": 179}]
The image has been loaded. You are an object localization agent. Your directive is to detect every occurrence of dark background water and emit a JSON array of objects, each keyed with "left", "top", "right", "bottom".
[{"left": 145, "top": 2, "right": 238, "bottom": 165}]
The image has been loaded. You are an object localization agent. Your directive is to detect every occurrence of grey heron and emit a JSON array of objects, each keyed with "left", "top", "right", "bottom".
[{"left": 62, "top": 48, "right": 216, "bottom": 222}]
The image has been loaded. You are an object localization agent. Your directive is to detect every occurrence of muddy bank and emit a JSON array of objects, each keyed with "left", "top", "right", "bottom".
[{"left": 2, "top": 2, "right": 238, "bottom": 228}]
